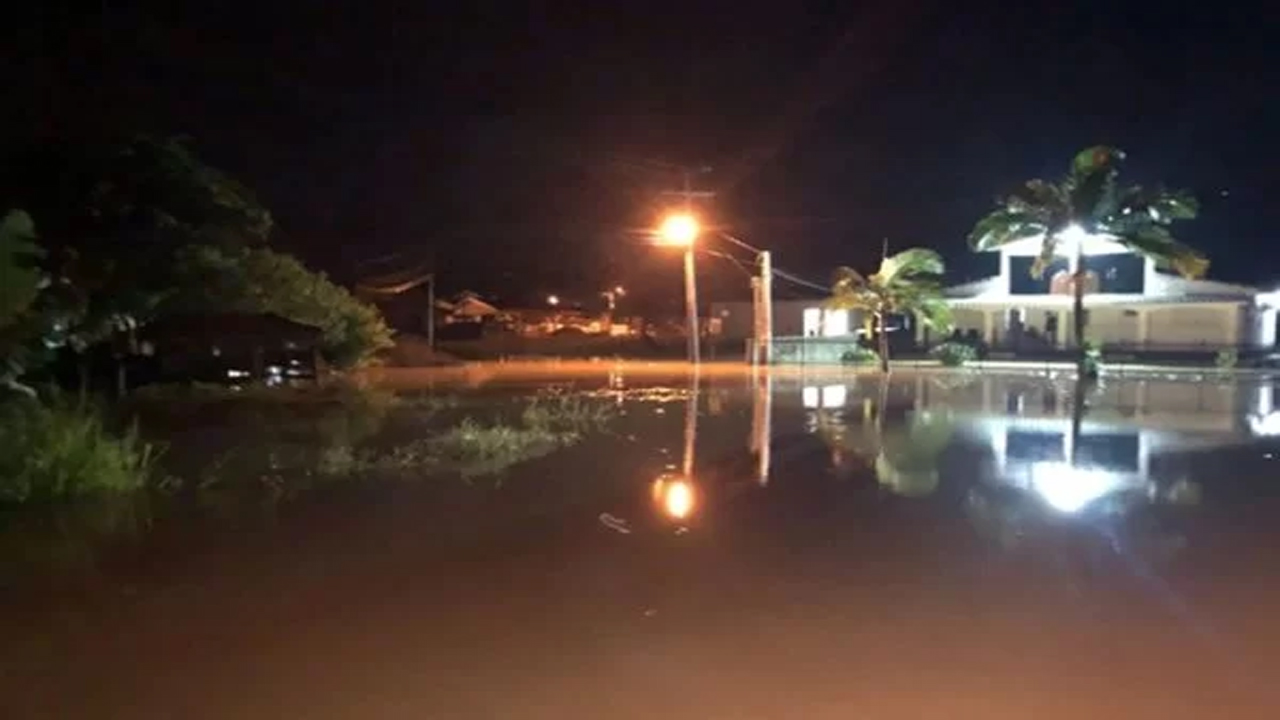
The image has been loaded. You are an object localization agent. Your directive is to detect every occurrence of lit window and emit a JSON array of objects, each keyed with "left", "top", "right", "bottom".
[
  {"left": 823, "top": 309, "right": 849, "bottom": 337},
  {"left": 802, "top": 308, "right": 823, "bottom": 337}
]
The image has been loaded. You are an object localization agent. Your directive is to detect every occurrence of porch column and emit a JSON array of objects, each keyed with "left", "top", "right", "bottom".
[
  {"left": 1263, "top": 308, "right": 1278, "bottom": 347},
  {"left": 1137, "top": 309, "right": 1150, "bottom": 348},
  {"left": 982, "top": 310, "right": 995, "bottom": 345},
  {"left": 1056, "top": 310, "right": 1068, "bottom": 349}
]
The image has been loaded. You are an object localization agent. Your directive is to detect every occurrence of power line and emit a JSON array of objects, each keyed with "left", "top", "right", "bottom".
[{"left": 771, "top": 266, "right": 830, "bottom": 293}]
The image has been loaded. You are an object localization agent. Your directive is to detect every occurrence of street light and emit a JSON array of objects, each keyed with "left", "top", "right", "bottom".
[
  {"left": 547, "top": 294, "right": 560, "bottom": 306},
  {"left": 658, "top": 214, "right": 699, "bottom": 247},
  {"left": 657, "top": 213, "right": 701, "bottom": 364}
]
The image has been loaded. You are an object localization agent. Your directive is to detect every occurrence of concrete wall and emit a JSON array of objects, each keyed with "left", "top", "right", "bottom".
[
  {"left": 1145, "top": 305, "right": 1239, "bottom": 347},
  {"left": 712, "top": 300, "right": 815, "bottom": 339},
  {"left": 1085, "top": 307, "right": 1140, "bottom": 345},
  {"left": 944, "top": 302, "right": 1254, "bottom": 350},
  {"left": 710, "top": 300, "right": 868, "bottom": 340}
]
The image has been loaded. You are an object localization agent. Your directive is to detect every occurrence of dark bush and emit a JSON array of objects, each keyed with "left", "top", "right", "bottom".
[{"left": 931, "top": 342, "right": 977, "bottom": 367}]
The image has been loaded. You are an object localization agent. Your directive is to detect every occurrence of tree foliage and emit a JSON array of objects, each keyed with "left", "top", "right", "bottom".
[
  {"left": 0, "top": 136, "right": 393, "bottom": 378},
  {"left": 3, "top": 136, "right": 274, "bottom": 348},
  {"left": 167, "top": 246, "right": 394, "bottom": 368},
  {"left": 968, "top": 146, "right": 1206, "bottom": 279},
  {"left": 967, "top": 146, "right": 1204, "bottom": 374},
  {"left": 828, "top": 247, "right": 953, "bottom": 372},
  {"left": 0, "top": 209, "right": 42, "bottom": 330}
]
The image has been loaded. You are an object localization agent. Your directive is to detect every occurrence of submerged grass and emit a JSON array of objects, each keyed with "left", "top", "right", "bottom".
[
  {"left": 150, "top": 389, "right": 615, "bottom": 498},
  {"left": 0, "top": 396, "right": 158, "bottom": 504}
]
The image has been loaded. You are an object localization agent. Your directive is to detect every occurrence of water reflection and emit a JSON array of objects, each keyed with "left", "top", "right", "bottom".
[
  {"left": 651, "top": 367, "right": 702, "bottom": 522},
  {"left": 652, "top": 472, "right": 698, "bottom": 521},
  {"left": 798, "top": 375, "right": 1280, "bottom": 518}
]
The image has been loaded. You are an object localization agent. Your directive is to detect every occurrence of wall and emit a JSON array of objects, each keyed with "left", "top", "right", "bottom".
[
  {"left": 1145, "top": 305, "right": 1239, "bottom": 348},
  {"left": 1085, "top": 307, "right": 1140, "bottom": 345},
  {"left": 710, "top": 300, "right": 866, "bottom": 339}
]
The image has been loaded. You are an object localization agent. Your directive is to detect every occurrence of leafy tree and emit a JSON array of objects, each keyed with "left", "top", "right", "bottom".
[
  {"left": 3, "top": 136, "right": 273, "bottom": 350},
  {"left": 967, "top": 146, "right": 1206, "bottom": 378},
  {"left": 828, "top": 248, "right": 953, "bottom": 372},
  {"left": 167, "top": 245, "right": 394, "bottom": 368},
  {"left": 0, "top": 209, "right": 41, "bottom": 330},
  {"left": 0, "top": 210, "right": 44, "bottom": 393}
]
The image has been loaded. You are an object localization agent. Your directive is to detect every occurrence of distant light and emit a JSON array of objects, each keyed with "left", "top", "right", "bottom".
[
  {"left": 614, "top": 286, "right": 626, "bottom": 295},
  {"left": 547, "top": 295, "right": 560, "bottom": 306},
  {"left": 226, "top": 369, "right": 250, "bottom": 379}
]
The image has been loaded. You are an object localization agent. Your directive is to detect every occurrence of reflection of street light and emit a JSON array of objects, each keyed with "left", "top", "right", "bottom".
[
  {"left": 652, "top": 474, "right": 698, "bottom": 521},
  {"left": 656, "top": 213, "right": 701, "bottom": 363},
  {"left": 547, "top": 295, "right": 560, "bottom": 306}
]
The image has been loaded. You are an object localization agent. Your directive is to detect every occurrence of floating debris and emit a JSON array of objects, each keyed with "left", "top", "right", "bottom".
[{"left": 598, "top": 513, "right": 632, "bottom": 534}]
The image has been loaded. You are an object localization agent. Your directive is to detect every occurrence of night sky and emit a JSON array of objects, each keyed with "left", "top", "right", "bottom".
[{"left": 6, "top": 1, "right": 1277, "bottom": 311}]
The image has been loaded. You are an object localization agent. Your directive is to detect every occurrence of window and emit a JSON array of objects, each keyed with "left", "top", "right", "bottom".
[
  {"left": 802, "top": 308, "right": 822, "bottom": 337},
  {"left": 823, "top": 309, "right": 850, "bottom": 337}
]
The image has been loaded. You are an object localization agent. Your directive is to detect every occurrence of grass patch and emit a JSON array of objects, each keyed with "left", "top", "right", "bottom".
[{"left": 0, "top": 397, "right": 158, "bottom": 504}]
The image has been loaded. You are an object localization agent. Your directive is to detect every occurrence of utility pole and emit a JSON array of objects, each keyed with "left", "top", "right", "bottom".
[
  {"left": 759, "top": 249, "right": 773, "bottom": 365},
  {"left": 662, "top": 166, "right": 715, "bottom": 365}
]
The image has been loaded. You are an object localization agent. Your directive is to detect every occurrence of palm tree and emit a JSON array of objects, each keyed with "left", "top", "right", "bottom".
[
  {"left": 828, "top": 247, "right": 953, "bottom": 373},
  {"left": 968, "top": 146, "right": 1207, "bottom": 378}
]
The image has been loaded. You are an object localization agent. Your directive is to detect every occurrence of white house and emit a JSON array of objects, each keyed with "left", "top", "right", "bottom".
[{"left": 939, "top": 232, "right": 1279, "bottom": 351}]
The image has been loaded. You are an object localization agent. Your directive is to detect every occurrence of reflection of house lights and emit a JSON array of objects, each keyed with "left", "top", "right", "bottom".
[
  {"left": 803, "top": 385, "right": 848, "bottom": 409},
  {"left": 822, "top": 385, "right": 847, "bottom": 408},
  {"left": 1249, "top": 412, "right": 1280, "bottom": 437},
  {"left": 1029, "top": 462, "right": 1123, "bottom": 513}
]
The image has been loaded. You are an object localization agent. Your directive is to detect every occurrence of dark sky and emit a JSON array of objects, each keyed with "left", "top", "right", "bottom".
[{"left": 6, "top": 1, "right": 1278, "bottom": 309}]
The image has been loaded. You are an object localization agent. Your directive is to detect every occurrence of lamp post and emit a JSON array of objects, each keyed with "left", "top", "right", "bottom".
[{"left": 658, "top": 214, "right": 702, "bottom": 364}]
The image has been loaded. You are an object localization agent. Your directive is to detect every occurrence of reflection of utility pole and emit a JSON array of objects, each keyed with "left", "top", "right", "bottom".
[
  {"left": 750, "top": 367, "right": 773, "bottom": 485},
  {"left": 683, "top": 365, "right": 701, "bottom": 478}
]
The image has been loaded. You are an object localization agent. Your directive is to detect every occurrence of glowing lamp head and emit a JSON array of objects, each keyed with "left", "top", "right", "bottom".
[
  {"left": 658, "top": 214, "right": 699, "bottom": 247},
  {"left": 547, "top": 295, "right": 560, "bottom": 306}
]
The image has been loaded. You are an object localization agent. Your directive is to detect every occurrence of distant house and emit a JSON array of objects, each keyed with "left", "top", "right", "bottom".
[
  {"left": 716, "top": 235, "right": 1280, "bottom": 363},
  {"left": 940, "top": 235, "right": 1279, "bottom": 352},
  {"left": 439, "top": 291, "right": 501, "bottom": 324}
]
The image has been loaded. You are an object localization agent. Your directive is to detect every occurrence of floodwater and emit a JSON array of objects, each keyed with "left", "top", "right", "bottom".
[{"left": 5, "top": 363, "right": 1280, "bottom": 719}]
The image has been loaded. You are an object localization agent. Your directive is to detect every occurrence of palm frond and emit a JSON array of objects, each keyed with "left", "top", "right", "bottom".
[
  {"left": 1030, "top": 232, "right": 1061, "bottom": 280},
  {"left": 828, "top": 266, "right": 876, "bottom": 311},
  {"left": 878, "top": 248, "right": 945, "bottom": 283},
  {"left": 1070, "top": 146, "right": 1125, "bottom": 223},
  {"left": 831, "top": 265, "right": 866, "bottom": 289},
  {"left": 967, "top": 210, "right": 1045, "bottom": 251},
  {"left": 1114, "top": 186, "right": 1199, "bottom": 224},
  {"left": 909, "top": 295, "right": 953, "bottom": 333},
  {"left": 1007, "top": 180, "right": 1065, "bottom": 217},
  {"left": 1113, "top": 225, "right": 1209, "bottom": 279},
  {"left": 1071, "top": 146, "right": 1125, "bottom": 178}
]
